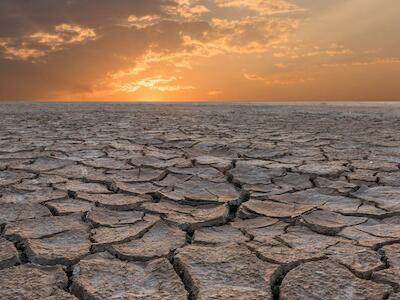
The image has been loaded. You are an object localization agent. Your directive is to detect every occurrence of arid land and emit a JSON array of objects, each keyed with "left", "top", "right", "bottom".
[{"left": 1, "top": 103, "right": 400, "bottom": 299}]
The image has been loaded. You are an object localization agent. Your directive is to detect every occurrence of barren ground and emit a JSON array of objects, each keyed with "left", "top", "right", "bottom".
[{"left": 1, "top": 103, "right": 400, "bottom": 299}]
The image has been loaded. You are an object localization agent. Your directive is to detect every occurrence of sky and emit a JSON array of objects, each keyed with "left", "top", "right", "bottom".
[{"left": 0, "top": 0, "right": 399, "bottom": 102}]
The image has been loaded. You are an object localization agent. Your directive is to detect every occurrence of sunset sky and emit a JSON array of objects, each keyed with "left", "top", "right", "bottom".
[{"left": 1, "top": 0, "right": 399, "bottom": 102}]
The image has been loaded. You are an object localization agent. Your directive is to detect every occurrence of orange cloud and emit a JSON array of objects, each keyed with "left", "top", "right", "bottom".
[
  {"left": 273, "top": 43, "right": 352, "bottom": 59},
  {"left": 244, "top": 73, "right": 314, "bottom": 85},
  {"left": 116, "top": 76, "right": 195, "bottom": 93},
  {"left": 1, "top": 0, "right": 399, "bottom": 101},
  {"left": 215, "top": 0, "right": 307, "bottom": 15},
  {"left": 125, "top": 15, "right": 161, "bottom": 29},
  {"left": 322, "top": 58, "right": 400, "bottom": 68},
  {"left": 164, "top": 1, "right": 210, "bottom": 19},
  {"left": 0, "top": 24, "right": 97, "bottom": 61}
]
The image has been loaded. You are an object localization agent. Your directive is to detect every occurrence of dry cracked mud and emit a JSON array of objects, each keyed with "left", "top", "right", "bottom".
[{"left": 1, "top": 102, "right": 400, "bottom": 299}]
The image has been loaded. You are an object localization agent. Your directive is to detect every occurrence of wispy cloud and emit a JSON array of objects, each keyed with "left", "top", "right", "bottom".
[
  {"left": 273, "top": 43, "right": 352, "bottom": 59},
  {"left": 116, "top": 75, "right": 195, "bottom": 93},
  {"left": 244, "top": 73, "right": 313, "bottom": 85},
  {"left": 0, "top": 24, "right": 97, "bottom": 61},
  {"left": 124, "top": 15, "right": 161, "bottom": 29},
  {"left": 215, "top": 0, "right": 308, "bottom": 15},
  {"left": 1, "top": 0, "right": 399, "bottom": 101},
  {"left": 322, "top": 58, "right": 400, "bottom": 67}
]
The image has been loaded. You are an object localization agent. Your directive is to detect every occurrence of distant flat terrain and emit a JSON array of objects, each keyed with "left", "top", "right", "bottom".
[{"left": 1, "top": 103, "right": 400, "bottom": 299}]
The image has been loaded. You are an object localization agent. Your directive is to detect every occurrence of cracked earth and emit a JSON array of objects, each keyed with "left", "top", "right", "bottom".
[{"left": 1, "top": 102, "right": 400, "bottom": 300}]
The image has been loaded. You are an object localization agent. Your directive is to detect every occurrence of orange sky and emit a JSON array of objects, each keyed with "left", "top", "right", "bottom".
[{"left": 0, "top": 0, "right": 399, "bottom": 102}]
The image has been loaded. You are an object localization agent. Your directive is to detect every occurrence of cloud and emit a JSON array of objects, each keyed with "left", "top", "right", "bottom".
[
  {"left": 164, "top": 1, "right": 210, "bottom": 20},
  {"left": 0, "top": 24, "right": 97, "bottom": 61},
  {"left": 124, "top": 15, "right": 161, "bottom": 29},
  {"left": 208, "top": 90, "right": 222, "bottom": 96},
  {"left": 273, "top": 43, "right": 352, "bottom": 59},
  {"left": 244, "top": 73, "right": 313, "bottom": 85},
  {"left": 244, "top": 73, "right": 265, "bottom": 81},
  {"left": 275, "top": 63, "right": 287, "bottom": 69},
  {"left": 109, "top": 9, "right": 303, "bottom": 82},
  {"left": 194, "top": 16, "right": 301, "bottom": 54},
  {"left": 0, "top": 40, "right": 46, "bottom": 61},
  {"left": 116, "top": 75, "right": 195, "bottom": 93},
  {"left": 322, "top": 58, "right": 400, "bottom": 67},
  {"left": 215, "top": 0, "right": 307, "bottom": 15},
  {"left": 0, "top": 0, "right": 310, "bottom": 100}
]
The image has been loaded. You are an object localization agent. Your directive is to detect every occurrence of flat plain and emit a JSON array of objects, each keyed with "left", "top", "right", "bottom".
[{"left": 1, "top": 102, "right": 400, "bottom": 299}]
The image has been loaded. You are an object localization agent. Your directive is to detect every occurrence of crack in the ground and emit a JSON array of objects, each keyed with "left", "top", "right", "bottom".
[{"left": 170, "top": 255, "right": 196, "bottom": 300}]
